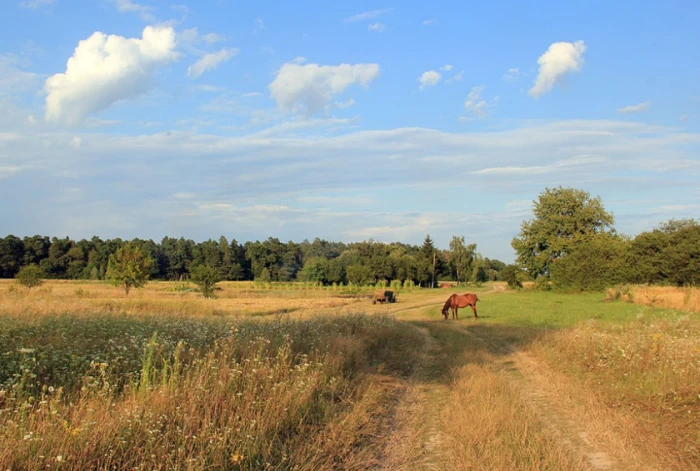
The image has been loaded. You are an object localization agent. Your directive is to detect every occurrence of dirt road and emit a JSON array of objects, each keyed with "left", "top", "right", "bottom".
[{"left": 367, "top": 292, "right": 673, "bottom": 471}]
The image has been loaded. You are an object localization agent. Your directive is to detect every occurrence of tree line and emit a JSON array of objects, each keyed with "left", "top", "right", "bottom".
[
  {"left": 0, "top": 233, "right": 507, "bottom": 286},
  {"left": 510, "top": 186, "right": 700, "bottom": 290}
]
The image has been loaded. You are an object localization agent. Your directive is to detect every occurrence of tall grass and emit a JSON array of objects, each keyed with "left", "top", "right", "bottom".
[
  {"left": 608, "top": 285, "right": 700, "bottom": 313},
  {"left": 531, "top": 315, "right": 700, "bottom": 466},
  {"left": 0, "top": 279, "right": 427, "bottom": 319},
  {"left": 0, "top": 312, "right": 424, "bottom": 470}
]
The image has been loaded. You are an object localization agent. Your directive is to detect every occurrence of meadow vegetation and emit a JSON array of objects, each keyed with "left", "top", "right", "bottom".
[
  {"left": 0, "top": 305, "right": 424, "bottom": 470},
  {"left": 2, "top": 281, "right": 698, "bottom": 469}
]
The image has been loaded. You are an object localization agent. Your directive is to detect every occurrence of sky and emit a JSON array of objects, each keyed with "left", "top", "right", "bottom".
[{"left": 1, "top": 0, "right": 699, "bottom": 262}]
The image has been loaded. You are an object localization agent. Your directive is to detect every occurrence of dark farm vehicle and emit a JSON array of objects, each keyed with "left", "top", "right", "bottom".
[{"left": 372, "top": 290, "right": 396, "bottom": 304}]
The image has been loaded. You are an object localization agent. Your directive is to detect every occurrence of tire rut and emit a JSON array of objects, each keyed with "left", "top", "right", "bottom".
[{"left": 446, "top": 322, "right": 617, "bottom": 470}]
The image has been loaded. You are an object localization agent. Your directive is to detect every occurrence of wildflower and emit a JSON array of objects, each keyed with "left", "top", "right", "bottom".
[{"left": 56, "top": 455, "right": 64, "bottom": 462}]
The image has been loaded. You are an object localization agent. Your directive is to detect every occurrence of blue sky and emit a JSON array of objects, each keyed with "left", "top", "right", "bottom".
[{"left": 1, "top": 0, "right": 699, "bottom": 262}]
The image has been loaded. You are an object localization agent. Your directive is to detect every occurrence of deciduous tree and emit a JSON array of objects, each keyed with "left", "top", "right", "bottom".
[
  {"left": 106, "top": 243, "right": 153, "bottom": 295},
  {"left": 511, "top": 186, "right": 615, "bottom": 279}
]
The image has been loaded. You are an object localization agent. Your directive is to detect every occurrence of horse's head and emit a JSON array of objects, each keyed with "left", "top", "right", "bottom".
[{"left": 441, "top": 306, "right": 449, "bottom": 319}]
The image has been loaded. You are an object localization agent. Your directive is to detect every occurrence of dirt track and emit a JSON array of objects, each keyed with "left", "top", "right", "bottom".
[{"left": 369, "top": 290, "right": 672, "bottom": 471}]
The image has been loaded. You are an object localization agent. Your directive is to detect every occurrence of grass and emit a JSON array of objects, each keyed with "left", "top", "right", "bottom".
[
  {"left": 2, "top": 280, "right": 698, "bottom": 469},
  {"left": 0, "top": 279, "right": 461, "bottom": 320},
  {"left": 0, "top": 310, "right": 424, "bottom": 470},
  {"left": 612, "top": 285, "right": 700, "bottom": 313}
]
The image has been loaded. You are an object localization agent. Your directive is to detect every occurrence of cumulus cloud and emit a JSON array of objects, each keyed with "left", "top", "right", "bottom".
[
  {"left": 345, "top": 8, "right": 393, "bottom": 22},
  {"left": 440, "top": 64, "right": 453, "bottom": 71},
  {"left": 187, "top": 48, "right": 238, "bottom": 78},
  {"left": 617, "top": 101, "right": 650, "bottom": 114},
  {"left": 43, "top": 25, "right": 178, "bottom": 126},
  {"left": 418, "top": 70, "right": 441, "bottom": 89},
  {"left": 529, "top": 40, "right": 586, "bottom": 97},
  {"left": 368, "top": 23, "right": 387, "bottom": 32},
  {"left": 269, "top": 61, "right": 380, "bottom": 115}
]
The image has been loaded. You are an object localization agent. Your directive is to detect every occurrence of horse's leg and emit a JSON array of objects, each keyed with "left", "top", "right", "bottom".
[
  {"left": 471, "top": 303, "right": 478, "bottom": 319},
  {"left": 454, "top": 307, "right": 458, "bottom": 320}
]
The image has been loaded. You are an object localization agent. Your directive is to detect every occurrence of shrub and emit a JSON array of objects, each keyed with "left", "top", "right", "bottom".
[
  {"left": 190, "top": 264, "right": 222, "bottom": 298},
  {"left": 501, "top": 264, "right": 523, "bottom": 289},
  {"left": 15, "top": 264, "right": 44, "bottom": 290}
]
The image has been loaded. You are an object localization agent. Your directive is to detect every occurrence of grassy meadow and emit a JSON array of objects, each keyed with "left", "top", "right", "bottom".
[{"left": 1, "top": 280, "right": 698, "bottom": 470}]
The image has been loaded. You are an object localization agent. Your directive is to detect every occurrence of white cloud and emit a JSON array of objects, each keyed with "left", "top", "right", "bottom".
[
  {"left": 187, "top": 48, "right": 238, "bottom": 78},
  {"left": 617, "top": 101, "right": 650, "bottom": 114},
  {"left": 446, "top": 71, "right": 463, "bottom": 84},
  {"left": 334, "top": 98, "right": 355, "bottom": 109},
  {"left": 464, "top": 86, "right": 488, "bottom": 117},
  {"left": 297, "top": 195, "right": 373, "bottom": 206},
  {"left": 43, "top": 25, "right": 178, "bottom": 126},
  {"left": 112, "top": 0, "right": 154, "bottom": 21},
  {"left": 440, "top": 64, "right": 453, "bottom": 71},
  {"left": 269, "top": 61, "right": 380, "bottom": 115},
  {"left": 503, "top": 67, "right": 520, "bottom": 81},
  {"left": 179, "top": 28, "right": 225, "bottom": 46},
  {"left": 418, "top": 70, "right": 441, "bottom": 89},
  {"left": 256, "top": 18, "right": 264, "bottom": 30},
  {"left": 423, "top": 19, "right": 439, "bottom": 26},
  {"left": 2, "top": 119, "right": 699, "bottom": 262},
  {"left": 18, "top": 0, "right": 54, "bottom": 8},
  {"left": 474, "top": 156, "right": 607, "bottom": 175},
  {"left": 345, "top": 8, "right": 393, "bottom": 22},
  {"left": 368, "top": 23, "right": 387, "bottom": 32},
  {"left": 529, "top": 40, "right": 586, "bottom": 98},
  {"left": 679, "top": 114, "right": 689, "bottom": 121}
]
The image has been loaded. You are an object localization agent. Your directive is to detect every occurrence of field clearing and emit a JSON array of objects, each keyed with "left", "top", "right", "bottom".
[
  {"left": 0, "top": 280, "right": 414, "bottom": 319},
  {"left": 1, "top": 280, "right": 698, "bottom": 469},
  {"left": 619, "top": 285, "right": 700, "bottom": 313}
]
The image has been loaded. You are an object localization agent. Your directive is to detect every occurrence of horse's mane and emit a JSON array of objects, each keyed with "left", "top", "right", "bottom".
[{"left": 441, "top": 294, "right": 454, "bottom": 312}]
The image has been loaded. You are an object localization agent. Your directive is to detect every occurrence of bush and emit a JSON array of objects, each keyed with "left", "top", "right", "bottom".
[
  {"left": 501, "top": 264, "right": 523, "bottom": 289},
  {"left": 190, "top": 264, "right": 222, "bottom": 298},
  {"left": 550, "top": 235, "right": 628, "bottom": 292},
  {"left": 15, "top": 264, "right": 44, "bottom": 290}
]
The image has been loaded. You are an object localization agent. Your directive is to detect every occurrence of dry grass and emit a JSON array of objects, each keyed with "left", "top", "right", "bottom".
[
  {"left": 0, "top": 280, "right": 374, "bottom": 319},
  {"left": 531, "top": 315, "right": 700, "bottom": 468},
  {"left": 0, "top": 311, "right": 425, "bottom": 470},
  {"left": 608, "top": 285, "right": 700, "bottom": 313},
  {"left": 437, "top": 357, "right": 592, "bottom": 471}
]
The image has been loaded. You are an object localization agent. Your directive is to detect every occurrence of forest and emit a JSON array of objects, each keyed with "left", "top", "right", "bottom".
[{"left": 0, "top": 233, "right": 503, "bottom": 286}]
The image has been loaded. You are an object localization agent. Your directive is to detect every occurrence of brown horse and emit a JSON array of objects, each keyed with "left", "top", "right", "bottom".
[{"left": 441, "top": 293, "right": 479, "bottom": 320}]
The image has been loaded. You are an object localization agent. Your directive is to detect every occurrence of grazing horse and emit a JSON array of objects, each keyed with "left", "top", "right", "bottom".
[{"left": 441, "top": 293, "right": 479, "bottom": 320}]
